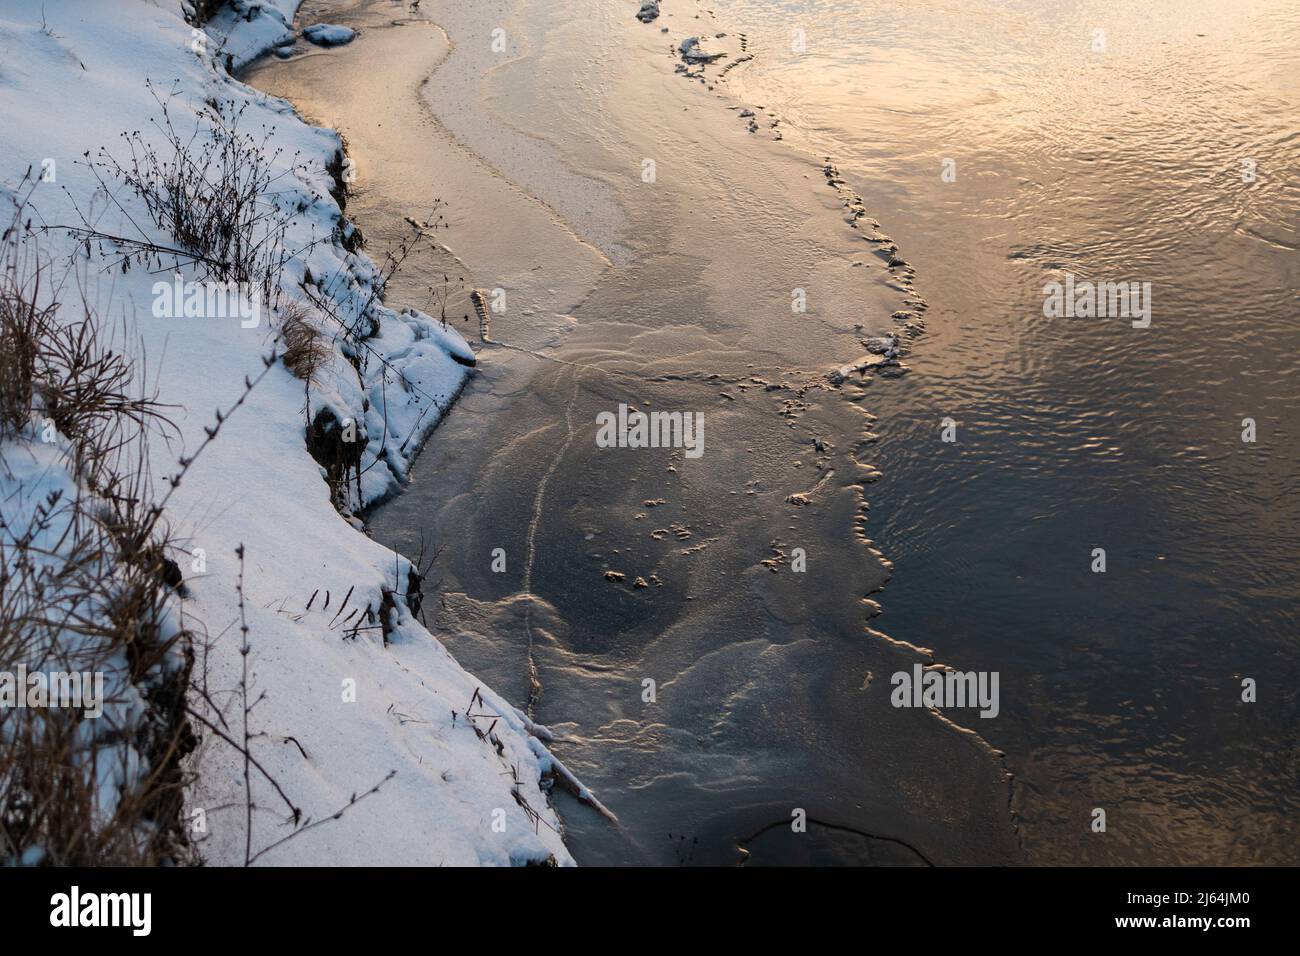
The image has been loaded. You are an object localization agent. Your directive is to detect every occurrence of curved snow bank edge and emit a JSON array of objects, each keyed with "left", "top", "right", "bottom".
[{"left": 0, "top": 0, "right": 590, "bottom": 865}]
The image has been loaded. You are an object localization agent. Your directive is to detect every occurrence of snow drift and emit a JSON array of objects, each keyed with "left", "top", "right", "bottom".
[{"left": 0, "top": 0, "right": 579, "bottom": 865}]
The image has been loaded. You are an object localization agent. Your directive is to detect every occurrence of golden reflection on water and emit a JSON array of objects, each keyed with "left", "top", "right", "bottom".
[{"left": 716, "top": 0, "right": 1300, "bottom": 863}]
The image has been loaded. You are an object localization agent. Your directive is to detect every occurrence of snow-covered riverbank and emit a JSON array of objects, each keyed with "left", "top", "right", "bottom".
[{"left": 0, "top": 0, "right": 578, "bottom": 865}]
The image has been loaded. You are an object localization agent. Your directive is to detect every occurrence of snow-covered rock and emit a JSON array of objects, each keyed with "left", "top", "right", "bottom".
[
  {"left": 303, "top": 23, "right": 356, "bottom": 47},
  {"left": 635, "top": 1, "right": 661, "bottom": 23}
]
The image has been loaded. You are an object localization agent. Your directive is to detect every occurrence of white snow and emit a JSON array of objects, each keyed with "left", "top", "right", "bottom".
[
  {"left": 0, "top": 0, "right": 576, "bottom": 865},
  {"left": 206, "top": 0, "right": 298, "bottom": 70}
]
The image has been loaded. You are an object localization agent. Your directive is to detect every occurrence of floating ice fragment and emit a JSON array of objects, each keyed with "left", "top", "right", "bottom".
[{"left": 679, "top": 37, "right": 725, "bottom": 63}]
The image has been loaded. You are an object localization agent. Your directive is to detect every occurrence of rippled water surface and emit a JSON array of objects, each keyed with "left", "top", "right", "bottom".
[{"left": 712, "top": 0, "right": 1300, "bottom": 861}]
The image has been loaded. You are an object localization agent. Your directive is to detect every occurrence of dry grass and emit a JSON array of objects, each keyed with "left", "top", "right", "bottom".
[
  {"left": 0, "top": 472, "right": 196, "bottom": 865},
  {"left": 276, "top": 300, "right": 331, "bottom": 386},
  {"left": 59, "top": 82, "right": 324, "bottom": 318},
  {"left": 0, "top": 223, "right": 50, "bottom": 434},
  {"left": 0, "top": 185, "right": 194, "bottom": 866}
]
